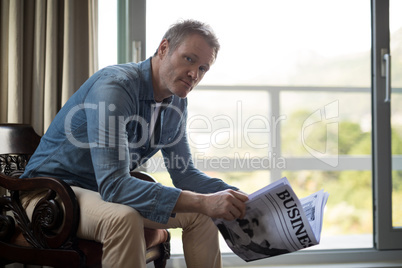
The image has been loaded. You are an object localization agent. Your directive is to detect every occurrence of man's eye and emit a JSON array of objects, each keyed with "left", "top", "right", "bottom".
[
  {"left": 199, "top": 66, "right": 207, "bottom": 73},
  {"left": 186, "top": 57, "right": 193, "bottom": 62}
]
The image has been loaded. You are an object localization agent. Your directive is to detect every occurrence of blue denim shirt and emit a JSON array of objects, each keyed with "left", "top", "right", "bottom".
[{"left": 21, "top": 58, "right": 236, "bottom": 224}]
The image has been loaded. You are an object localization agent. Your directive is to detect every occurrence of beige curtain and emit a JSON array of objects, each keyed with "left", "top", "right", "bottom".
[
  {"left": 0, "top": 1, "right": 98, "bottom": 266},
  {"left": 0, "top": 0, "right": 98, "bottom": 135}
]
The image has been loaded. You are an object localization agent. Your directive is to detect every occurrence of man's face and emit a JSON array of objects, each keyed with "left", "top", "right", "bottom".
[{"left": 158, "top": 34, "right": 215, "bottom": 99}]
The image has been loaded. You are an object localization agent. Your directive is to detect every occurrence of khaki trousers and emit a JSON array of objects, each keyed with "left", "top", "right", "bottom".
[{"left": 23, "top": 186, "right": 222, "bottom": 268}]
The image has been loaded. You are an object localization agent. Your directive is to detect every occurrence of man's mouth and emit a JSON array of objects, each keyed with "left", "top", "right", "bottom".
[{"left": 180, "top": 79, "right": 192, "bottom": 89}]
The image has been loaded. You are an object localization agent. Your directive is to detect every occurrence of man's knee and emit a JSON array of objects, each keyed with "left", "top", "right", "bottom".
[
  {"left": 81, "top": 202, "right": 144, "bottom": 243},
  {"left": 181, "top": 212, "right": 216, "bottom": 232}
]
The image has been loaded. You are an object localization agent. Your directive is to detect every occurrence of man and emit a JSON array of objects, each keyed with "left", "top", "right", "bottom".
[{"left": 21, "top": 20, "right": 248, "bottom": 267}]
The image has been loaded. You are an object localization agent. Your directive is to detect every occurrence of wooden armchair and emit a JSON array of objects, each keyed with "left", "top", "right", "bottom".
[{"left": 0, "top": 124, "right": 170, "bottom": 267}]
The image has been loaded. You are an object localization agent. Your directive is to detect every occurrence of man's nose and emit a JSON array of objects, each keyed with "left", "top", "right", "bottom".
[{"left": 188, "top": 68, "right": 199, "bottom": 81}]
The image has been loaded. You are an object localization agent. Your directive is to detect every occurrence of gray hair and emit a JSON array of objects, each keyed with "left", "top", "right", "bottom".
[{"left": 154, "top": 19, "right": 220, "bottom": 60}]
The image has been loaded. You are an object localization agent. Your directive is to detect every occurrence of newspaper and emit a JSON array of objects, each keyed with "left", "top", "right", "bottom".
[{"left": 214, "top": 177, "right": 329, "bottom": 262}]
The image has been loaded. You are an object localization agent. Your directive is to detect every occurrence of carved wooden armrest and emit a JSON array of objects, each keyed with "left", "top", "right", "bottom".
[
  {"left": 0, "top": 169, "right": 170, "bottom": 265},
  {"left": 0, "top": 174, "right": 80, "bottom": 250}
]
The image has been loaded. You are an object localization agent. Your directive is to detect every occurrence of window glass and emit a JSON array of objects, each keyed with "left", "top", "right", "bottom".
[
  {"left": 281, "top": 91, "right": 371, "bottom": 157},
  {"left": 98, "top": 0, "right": 118, "bottom": 69},
  {"left": 146, "top": 0, "right": 370, "bottom": 86},
  {"left": 145, "top": 0, "right": 373, "bottom": 255},
  {"left": 390, "top": 0, "right": 402, "bottom": 227}
]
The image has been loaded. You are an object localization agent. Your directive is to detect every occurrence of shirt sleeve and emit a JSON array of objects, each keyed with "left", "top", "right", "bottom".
[{"left": 84, "top": 77, "right": 181, "bottom": 224}]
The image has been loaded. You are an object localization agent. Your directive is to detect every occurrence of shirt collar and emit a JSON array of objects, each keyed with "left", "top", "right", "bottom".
[{"left": 138, "top": 57, "right": 173, "bottom": 105}]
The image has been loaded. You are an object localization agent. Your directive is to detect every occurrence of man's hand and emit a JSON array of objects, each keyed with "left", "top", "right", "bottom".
[
  {"left": 203, "top": 190, "right": 249, "bottom": 220},
  {"left": 174, "top": 189, "right": 249, "bottom": 221}
]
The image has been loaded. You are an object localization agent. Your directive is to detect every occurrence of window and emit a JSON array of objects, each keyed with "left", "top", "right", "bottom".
[
  {"left": 98, "top": 0, "right": 118, "bottom": 69},
  {"left": 146, "top": 0, "right": 374, "bottom": 252},
  {"left": 99, "top": 0, "right": 402, "bottom": 266},
  {"left": 390, "top": 0, "right": 402, "bottom": 228}
]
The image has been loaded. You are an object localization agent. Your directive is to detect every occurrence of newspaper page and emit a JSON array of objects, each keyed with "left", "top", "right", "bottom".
[
  {"left": 300, "top": 189, "right": 329, "bottom": 242},
  {"left": 214, "top": 177, "right": 328, "bottom": 262}
]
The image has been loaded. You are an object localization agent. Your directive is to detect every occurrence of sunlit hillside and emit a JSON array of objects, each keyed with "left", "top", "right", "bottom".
[{"left": 286, "top": 27, "right": 402, "bottom": 87}]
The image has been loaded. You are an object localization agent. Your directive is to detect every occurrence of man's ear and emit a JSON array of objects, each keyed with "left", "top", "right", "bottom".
[{"left": 158, "top": 39, "right": 169, "bottom": 59}]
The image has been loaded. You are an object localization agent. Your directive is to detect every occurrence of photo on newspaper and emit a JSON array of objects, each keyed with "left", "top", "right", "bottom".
[{"left": 214, "top": 177, "right": 329, "bottom": 262}]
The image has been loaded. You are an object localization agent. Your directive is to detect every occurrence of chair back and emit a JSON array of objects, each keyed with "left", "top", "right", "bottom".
[
  {"left": 0, "top": 124, "right": 41, "bottom": 177},
  {"left": 0, "top": 124, "right": 41, "bottom": 155}
]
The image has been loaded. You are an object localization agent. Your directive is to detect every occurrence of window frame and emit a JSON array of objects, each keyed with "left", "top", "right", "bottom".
[
  {"left": 372, "top": 0, "right": 402, "bottom": 249},
  {"left": 117, "top": 0, "right": 146, "bottom": 64}
]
